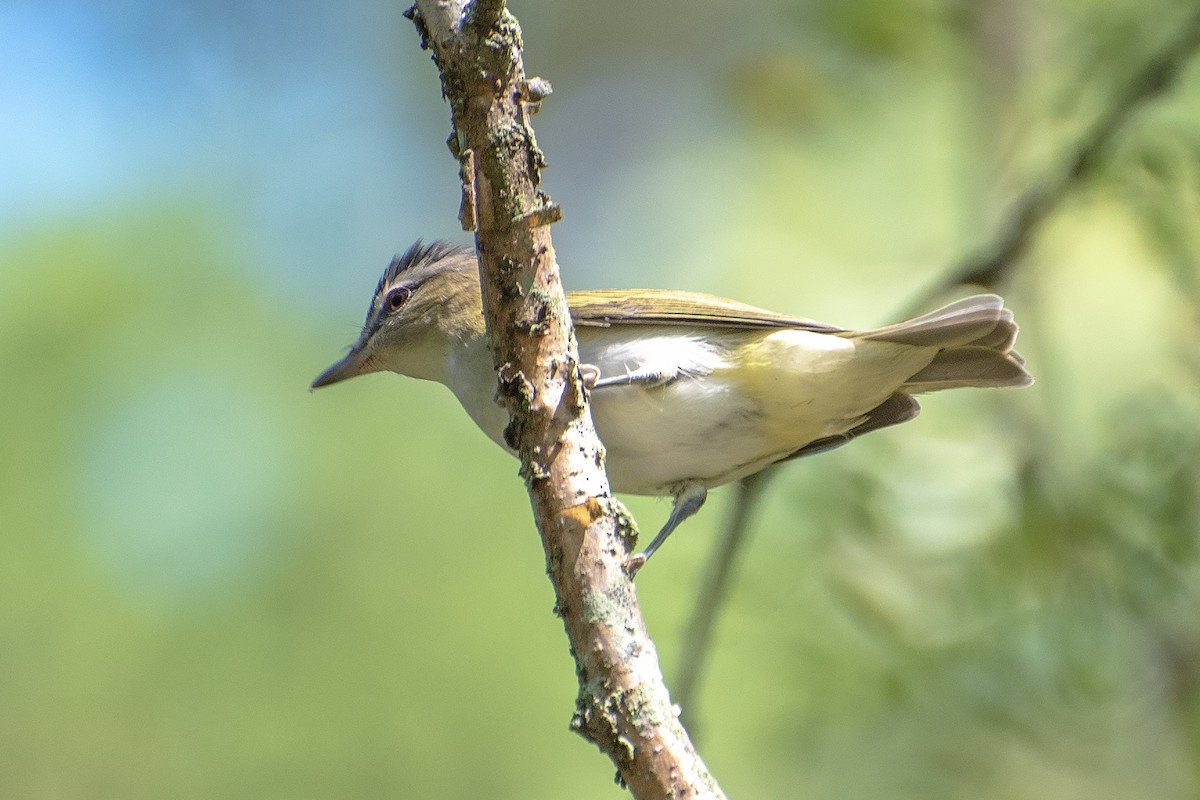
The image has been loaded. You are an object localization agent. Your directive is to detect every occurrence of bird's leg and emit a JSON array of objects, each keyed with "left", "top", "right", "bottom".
[
  {"left": 626, "top": 481, "right": 708, "bottom": 575},
  {"left": 580, "top": 363, "right": 680, "bottom": 390}
]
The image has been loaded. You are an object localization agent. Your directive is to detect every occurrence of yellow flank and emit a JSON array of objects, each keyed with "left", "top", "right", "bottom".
[{"left": 727, "top": 329, "right": 935, "bottom": 446}]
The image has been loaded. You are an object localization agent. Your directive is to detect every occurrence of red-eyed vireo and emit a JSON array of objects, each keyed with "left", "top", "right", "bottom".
[{"left": 313, "top": 241, "right": 1032, "bottom": 564}]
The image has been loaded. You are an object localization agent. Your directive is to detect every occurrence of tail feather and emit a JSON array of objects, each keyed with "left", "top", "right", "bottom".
[
  {"left": 861, "top": 294, "right": 1009, "bottom": 348},
  {"left": 858, "top": 294, "right": 1032, "bottom": 392},
  {"left": 904, "top": 346, "right": 1031, "bottom": 392}
]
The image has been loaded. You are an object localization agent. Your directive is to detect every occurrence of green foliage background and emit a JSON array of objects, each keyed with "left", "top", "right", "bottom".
[{"left": 2, "top": 1, "right": 1198, "bottom": 797}]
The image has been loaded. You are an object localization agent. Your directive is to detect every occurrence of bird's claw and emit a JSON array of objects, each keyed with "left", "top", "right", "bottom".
[
  {"left": 580, "top": 364, "right": 601, "bottom": 389},
  {"left": 623, "top": 553, "right": 648, "bottom": 577}
]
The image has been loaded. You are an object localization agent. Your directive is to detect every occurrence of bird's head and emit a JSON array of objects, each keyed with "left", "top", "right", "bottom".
[{"left": 311, "top": 240, "right": 483, "bottom": 389}]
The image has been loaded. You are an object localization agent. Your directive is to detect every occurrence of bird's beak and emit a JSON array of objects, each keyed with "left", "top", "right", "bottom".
[{"left": 311, "top": 341, "right": 375, "bottom": 390}]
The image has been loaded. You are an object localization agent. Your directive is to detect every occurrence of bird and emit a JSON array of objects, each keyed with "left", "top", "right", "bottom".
[{"left": 313, "top": 240, "right": 1032, "bottom": 566}]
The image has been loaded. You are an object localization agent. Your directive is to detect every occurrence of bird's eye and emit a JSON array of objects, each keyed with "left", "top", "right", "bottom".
[{"left": 386, "top": 286, "right": 411, "bottom": 311}]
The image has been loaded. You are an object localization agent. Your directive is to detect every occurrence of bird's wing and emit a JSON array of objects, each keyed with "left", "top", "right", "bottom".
[{"left": 567, "top": 289, "right": 844, "bottom": 332}]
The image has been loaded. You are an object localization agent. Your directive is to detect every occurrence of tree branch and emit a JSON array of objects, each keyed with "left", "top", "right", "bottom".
[{"left": 405, "top": 2, "right": 726, "bottom": 796}]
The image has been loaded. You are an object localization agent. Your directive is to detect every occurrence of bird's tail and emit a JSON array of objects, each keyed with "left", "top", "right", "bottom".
[{"left": 858, "top": 294, "right": 1033, "bottom": 392}]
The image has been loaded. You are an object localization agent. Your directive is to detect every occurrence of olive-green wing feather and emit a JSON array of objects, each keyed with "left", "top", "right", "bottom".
[{"left": 566, "top": 289, "right": 844, "bottom": 332}]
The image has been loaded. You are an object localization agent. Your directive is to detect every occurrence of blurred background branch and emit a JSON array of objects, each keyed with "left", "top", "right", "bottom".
[
  {"left": 901, "top": 4, "right": 1200, "bottom": 315},
  {"left": 674, "top": 467, "right": 778, "bottom": 733}
]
